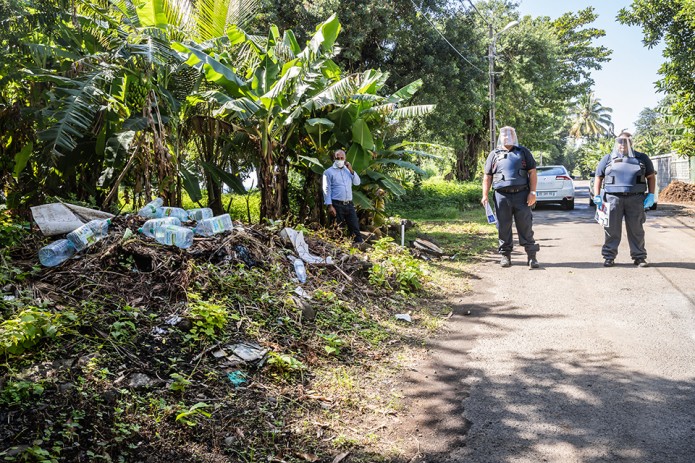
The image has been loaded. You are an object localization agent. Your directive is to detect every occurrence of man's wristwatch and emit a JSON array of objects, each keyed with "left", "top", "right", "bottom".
[{"left": 530, "top": 191, "right": 537, "bottom": 195}]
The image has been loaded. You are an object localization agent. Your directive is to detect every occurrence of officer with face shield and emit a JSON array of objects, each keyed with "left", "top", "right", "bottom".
[
  {"left": 593, "top": 132, "right": 656, "bottom": 267},
  {"left": 323, "top": 149, "right": 364, "bottom": 244},
  {"left": 481, "top": 126, "right": 540, "bottom": 268}
]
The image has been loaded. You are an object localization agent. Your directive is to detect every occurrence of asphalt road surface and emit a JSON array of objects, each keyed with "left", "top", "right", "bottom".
[{"left": 403, "top": 181, "right": 695, "bottom": 463}]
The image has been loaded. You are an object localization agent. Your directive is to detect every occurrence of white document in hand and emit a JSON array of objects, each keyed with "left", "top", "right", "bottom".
[{"left": 595, "top": 203, "right": 609, "bottom": 227}]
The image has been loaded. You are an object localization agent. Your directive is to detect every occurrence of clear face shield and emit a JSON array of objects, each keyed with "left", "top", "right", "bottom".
[
  {"left": 496, "top": 126, "right": 518, "bottom": 150},
  {"left": 612, "top": 136, "right": 634, "bottom": 158}
]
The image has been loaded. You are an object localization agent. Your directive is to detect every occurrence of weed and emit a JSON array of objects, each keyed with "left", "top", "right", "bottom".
[
  {"left": 169, "top": 373, "right": 192, "bottom": 393},
  {"left": 109, "top": 320, "right": 137, "bottom": 341},
  {"left": 0, "top": 307, "right": 75, "bottom": 356},
  {"left": 317, "top": 333, "right": 346, "bottom": 356},
  {"left": 0, "top": 379, "right": 44, "bottom": 406},
  {"left": 266, "top": 352, "right": 305, "bottom": 381},
  {"left": 175, "top": 402, "right": 211, "bottom": 427},
  {"left": 186, "top": 293, "right": 229, "bottom": 341},
  {"left": 368, "top": 238, "right": 428, "bottom": 294}
]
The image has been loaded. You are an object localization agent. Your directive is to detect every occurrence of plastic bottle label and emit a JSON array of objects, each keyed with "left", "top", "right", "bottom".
[{"left": 72, "top": 226, "right": 96, "bottom": 246}]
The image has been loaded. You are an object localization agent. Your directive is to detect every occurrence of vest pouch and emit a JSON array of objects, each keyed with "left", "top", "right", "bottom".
[
  {"left": 605, "top": 175, "right": 615, "bottom": 184},
  {"left": 517, "top": 169, "right": 529, "bottom": 179},
  {"left": 493, "top": 173, "right": 504, "bottom": 183}
]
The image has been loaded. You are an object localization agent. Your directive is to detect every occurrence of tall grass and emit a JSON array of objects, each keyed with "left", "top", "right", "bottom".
[{"left": 387, "top": 177, "right": 483, "bottom": 220}]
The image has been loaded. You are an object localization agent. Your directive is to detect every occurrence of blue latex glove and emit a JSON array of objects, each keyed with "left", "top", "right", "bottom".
[
  {"left": 644, "top": 193, "right": 655, "bottom": 209},
  {"left": 593, "top": 195, "right": 602, "bottom": 208}
]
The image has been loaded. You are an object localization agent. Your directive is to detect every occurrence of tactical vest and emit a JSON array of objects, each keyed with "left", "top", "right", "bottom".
[
  {"left": 604, "top": 155, "right": 647, "bottom": 194},
  {"left": 492, "top": 148, "right": 529, "bottom": 190}
]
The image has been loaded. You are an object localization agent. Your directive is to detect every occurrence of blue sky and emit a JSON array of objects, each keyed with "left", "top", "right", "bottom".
[{"left": 516, "top": 0, "right": 666, "bottom": 133}]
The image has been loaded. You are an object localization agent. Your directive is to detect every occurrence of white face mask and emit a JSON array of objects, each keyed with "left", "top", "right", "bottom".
[{"left": 334, "top": 160, "right": 345, "bottom": 169}]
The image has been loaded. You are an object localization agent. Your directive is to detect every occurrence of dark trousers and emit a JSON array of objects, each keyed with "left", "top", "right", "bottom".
[
  {"left": 493, "top": 190, "right": 539, "bottom": 256},
  {"left": 332, "top": 202, "right": 363, "bottom": 242},
  {"left": 602, "top": 193, "right": 647, "bottom": 260}
]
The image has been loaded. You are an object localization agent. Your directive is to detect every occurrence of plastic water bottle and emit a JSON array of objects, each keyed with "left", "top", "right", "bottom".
[
  {"left": 66, "top": 219, "right": 111, "bottom": 252},
  {"left": 155, "top": 207, "right": 190, "bottom": 222},
  {"left": 187, "top": 208, "right": 213, "bottom": 221},
  {"left": 193, "top": 214, "right": 234, "bottom": 236},
  {"left": 138, "top": 198, "right": 164, "bottom": 218},
  {"left": 485, "top": 202, "right": 497, "bottom": 225},
  {"left": 293, "top": 258, "right": 307, "bottom": 283},
  {"left": 138, "top": 217, "right": 182, "bottom": 238},
  {"left": 39, "top": 239, "right": 76, "bottom": 267},
  {"left": 153, "top": 224, "right": 194, "bottom": 249}
]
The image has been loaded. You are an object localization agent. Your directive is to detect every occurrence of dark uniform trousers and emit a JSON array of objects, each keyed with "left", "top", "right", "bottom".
[
  {"left": 493, "top": 189, "right": 539, "bottom": 256},
  {"left": 602, "top": 193, "right": 646, "bottom": 260},
  {"left": 332, "top": 201, "right": 363, "bottom": 243}
]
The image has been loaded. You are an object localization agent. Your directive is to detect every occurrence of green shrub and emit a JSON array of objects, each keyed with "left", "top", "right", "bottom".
[
  {"left": 186, "top": 294, "right": 229, "bottom": 341},
  {"left": 0, "top": 210, "right": 28, "bottom": 248},
  {"left": 368, "top": 238, "right": 428, "bottom": 295},
  {"left": 0, "top": 307, "right": 75, "bottom": 357},
  {"left": 0, "top": 379, "right": 44, "bottom": 405}
]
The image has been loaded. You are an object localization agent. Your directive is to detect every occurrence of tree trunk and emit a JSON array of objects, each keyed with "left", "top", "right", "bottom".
[
  {"left": 298, "top": 169, "right": 323, "bottom": 224},
  {"left": 258, "top": 128, "right": 289, "bottom": 220},
  {"left": 206, "top": 173, "right": 224, "bottom": 215},
  {"left": 455, "top": 132, "right": 486, "bottom": 181}
]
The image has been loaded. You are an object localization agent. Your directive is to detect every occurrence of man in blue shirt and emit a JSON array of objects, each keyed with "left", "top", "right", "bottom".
[{"left": 322, "top": 149, "right": 364, "bottom": 243}]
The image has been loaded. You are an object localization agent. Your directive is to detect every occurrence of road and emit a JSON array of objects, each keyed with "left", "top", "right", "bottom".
[{"left": 402, "top": 181, "right": 695, "bottom": 463}]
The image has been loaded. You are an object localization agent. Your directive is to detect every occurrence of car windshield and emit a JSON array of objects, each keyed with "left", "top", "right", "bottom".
[{"left": 537, "top": 166, "right": 567, "bottom": 176}]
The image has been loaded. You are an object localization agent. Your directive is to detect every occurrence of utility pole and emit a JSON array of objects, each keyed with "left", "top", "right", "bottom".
[
  {"left": 488, "top": 21, "right": 519, "bottom": 153},
  {"left": 488, "top": 23, "right": 495, "bottom": 153}
]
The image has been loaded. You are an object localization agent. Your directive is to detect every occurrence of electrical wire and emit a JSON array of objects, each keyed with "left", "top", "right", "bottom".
[
  {"left": 466, "top": 0, "right": 490, "bottom": 26},
  {"left": 409, "top": 0, "right": 486, "bottom": 75}
]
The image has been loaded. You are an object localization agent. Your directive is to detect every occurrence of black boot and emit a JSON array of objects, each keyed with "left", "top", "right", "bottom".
[{"left": 527, "top": 253, "right": 539, "bottom": 269}]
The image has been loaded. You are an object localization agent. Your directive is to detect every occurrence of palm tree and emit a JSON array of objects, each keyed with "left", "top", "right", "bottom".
[{"left": 568, "top": 92, "right": 614, "bottom": 139}]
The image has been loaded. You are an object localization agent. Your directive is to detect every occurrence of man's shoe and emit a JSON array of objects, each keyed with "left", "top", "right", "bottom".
[
  {"left": 634, "top": 258, "right": 649, "bottom": 267},
  {"left": 528, "top": 258, "right": 540, "bottom": 269},
  {"left": 603, "top": 259, "right": 615, "bottom": 267},
  {"left": 500, "top": 255, "right": 511, "bottom": 268}
]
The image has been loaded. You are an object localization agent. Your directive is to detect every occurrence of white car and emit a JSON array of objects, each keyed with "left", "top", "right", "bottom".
[{"left": 535, "top": 165, "right": 575, "bottom": 210}]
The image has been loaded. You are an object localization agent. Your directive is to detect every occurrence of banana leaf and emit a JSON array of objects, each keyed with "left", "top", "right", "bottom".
[
  {"left": 200, "top": 161, "right": 246, "bottom": 194},
  {"left": 180, "top": 163, "right": 203, "bottom": 202}
]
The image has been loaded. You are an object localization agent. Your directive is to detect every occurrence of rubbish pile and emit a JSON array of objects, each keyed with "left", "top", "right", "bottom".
[
  {"left": 35, "top": 199, "right": 238, "bottom": 267},
  {"left": 28, "top": 199, "right": 372, "bottom": 305}
]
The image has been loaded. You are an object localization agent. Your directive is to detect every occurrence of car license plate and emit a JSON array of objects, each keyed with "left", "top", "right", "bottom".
[{"left": 537, "top": 191, "right": 554, "bottom": 197}]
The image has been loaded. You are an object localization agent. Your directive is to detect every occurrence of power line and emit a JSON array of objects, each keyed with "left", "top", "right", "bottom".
[
  {"left": 409, "top": 0, "right": 486, "bottom": 75},
  {"left": 466, "top": 0, "right": 490, "bottom": 26}
]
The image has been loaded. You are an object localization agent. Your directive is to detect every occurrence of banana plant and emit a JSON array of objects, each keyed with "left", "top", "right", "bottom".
[{"left": 173, "top": 14, "right": 344, "bottom": 219}]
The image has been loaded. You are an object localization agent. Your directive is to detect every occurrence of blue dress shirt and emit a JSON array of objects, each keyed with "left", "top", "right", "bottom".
[{"left": 322, "top": 166, "right": 361, "bottom": 205}]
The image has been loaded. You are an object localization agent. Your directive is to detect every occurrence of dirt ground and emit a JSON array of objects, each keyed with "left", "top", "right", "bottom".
[
  {"left": 659, "top": 180, "right": 695, "bottom": 203},
  {"left": 393, "top": 192, "right": 695, "bottom": 462}
]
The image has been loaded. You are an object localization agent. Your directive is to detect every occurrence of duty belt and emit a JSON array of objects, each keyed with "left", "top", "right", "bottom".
[
  {"left": 607, "top": 192, "right": 642, "bottom": 196},
  {"left": 332, "top": 200, "right": 353, "bottom": 205},
  {"left": 496, "top": 186, "right": 528, "bottom": 193}
]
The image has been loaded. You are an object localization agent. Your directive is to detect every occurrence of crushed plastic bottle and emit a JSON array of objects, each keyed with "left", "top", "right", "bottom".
[
  {"left": 155, "top": 207, "right": 190, "bottom": 222},
  {"left": 138, "top": 217, "right": 182, "bottom": 238},
  {"left": 138, "top": 198, "right": 164, "bottom": 218},
  {"left": 66, "top": 219, "right": 111, "bottom": 252},
  {"left": 187, "top": 207, "right": 213, "bottom": 221},
  {"left": 39, "top": 239, "right": 77, "bottom": 267},
  {"left": 193, "top": 214, "right": 234, "bottom": 236},
  {"left": 153, "top": 224, "right": 194, "bottom": 249},
  {"left": 288, "top": 255, "right": 307, "bottom": 283}
]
